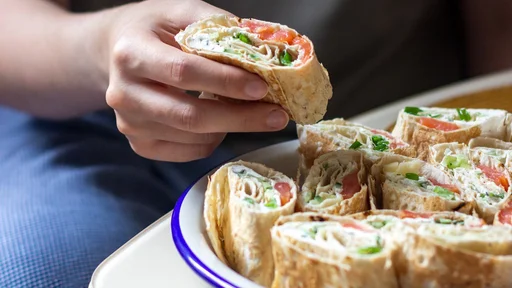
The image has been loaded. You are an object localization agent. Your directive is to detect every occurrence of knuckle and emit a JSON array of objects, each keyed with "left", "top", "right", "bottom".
[
  {"left": 128, "top": 139, "right": 152, "bottom": 159},
  {"left": 220, "top": 67, "right": 233, "bottom": 94},
  {"left": 177, "top": 105, "right": 201, "bottom": 132},
  {"left": 167, "top": 56, "right": 189, "bottom": 84},
  {"left": 105, "top": 85, "right": 129, "bottom": 110},
  {"left": 111, "top": 37, "right": 140, "bottom": 71}
]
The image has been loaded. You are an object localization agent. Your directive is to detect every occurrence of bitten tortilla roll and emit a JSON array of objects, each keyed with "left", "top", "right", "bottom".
[
  {"left": 175, "top": 14, "right": 332, "bottom": 124},
  {"left": 296, "top": 118, "right": 414, "bottom": 170},
  {"left": 203, "top": 160, "right": 297, "bottom": 287},
  {"left": 296, "top": 150, "right": 369, "bottom": 216},
  {"left": 394, "top": 222, "right": 512, "bottom": 288},
  {"left": 270, "top": 212, "right": 399, "bottom": 288},
  {"left": 392, "top": 106, "right": 511, "bottom": 155},
  {"left": 429, "top": 142, "right": 512, "bottom": 223},
  {"left": 370, "top": 155, "right": 470, "bottom": 213},
  {"left": 348, "top": 209, "right": 485, "bottom": 229}
]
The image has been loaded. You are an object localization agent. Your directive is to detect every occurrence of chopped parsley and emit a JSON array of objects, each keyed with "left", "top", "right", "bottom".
[
  {"left": 371, "top": 135, "right": 390, "bottom": 152},
  {"left": 368, "top": 221, "right": 387, "bottom": 229},
  {"left": 279, "top": 50, "right": 293, "bottom": 66},
  {"left": 235, "top": 33, "right": 252, "bottom": 45},
  {"left": 405, "top": 173, "right": 420, "bottom": 181},
  {"left": 349, "top": 140, "right": 363, "bottom": 150},
  {"left": 264, "top": 198, "right": 278, "bottom": 209},
  {"left": 433, "top": 186, "right": 456, "bottom": 200},
  {"left": 489, "top": 192, "right": 505, "bottom": 199},
  {"left": 305, "top": 226, "right": 318, "bottom": 238},
  {"left": 243, "top": 197, "right": 255, "bottom": 204},
  {"left": 404, "top": 106, "right": 423, "bottom": 116},
  {"left": 456, "top": 108, "right": 471, "bottom": 122}
]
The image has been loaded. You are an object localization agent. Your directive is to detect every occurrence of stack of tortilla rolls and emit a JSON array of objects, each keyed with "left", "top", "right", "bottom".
[
  {"left": 297, "top": 118, "right": 414, "bottom": 170},
  {"left": 296, "top": 150, "right": 369, "bottom": 216},
  {"left": 270, "top": 211, "right": 512, "bottom": 288},
  {"left": 175, "top": 14, "right": 332, "bottom": 124},
  {"left": 392, "top": 106, "right": 512, "bottom": 157},
  {"left": 203, "top": 160, "right": 297, "bottom": 287}
]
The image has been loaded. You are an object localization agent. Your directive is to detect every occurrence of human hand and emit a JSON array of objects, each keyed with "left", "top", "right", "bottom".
[{"left": 105, "top": 0, "right": 289, "bottom": 162}]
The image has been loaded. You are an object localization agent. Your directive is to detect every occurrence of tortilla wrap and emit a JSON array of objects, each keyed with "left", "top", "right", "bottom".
[
  {"left": 370, "top": 154, "right": 471, "bottom": 213},
  {"left": 296, "top": 150, "right": 369, "bottom": 216},
  {"left": 348, "top": 209, "right": 485, "bottom": 229},
  {"left": 175, "top": 14, "right": 332, "bottom": 124},
  {"left": 392, "top": 107, "right": 511, "bottom": 157},
  {"left": 429, "top": 142, "right": 512, "bottom": 223},
  {"left": 394, "top": 222, "right": 512, "bottom": 288},
  {"left": 270, "top": 212, "right": 399, "bottom": 288},
  {"left": 296, "top": 118, "right": 414, "bottom": 171},
  {"left": 203, "top": 160, "right": 297, "bottom": 287}
]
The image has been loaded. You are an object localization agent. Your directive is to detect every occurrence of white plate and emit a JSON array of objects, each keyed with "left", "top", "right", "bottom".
[{"left": 171, "top": 139, "right": 299, "bottom": 288}]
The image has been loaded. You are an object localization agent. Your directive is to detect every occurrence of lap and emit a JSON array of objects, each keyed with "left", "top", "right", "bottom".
[{"left": 0, "top": 107, "right": 234, "bottom": 287}]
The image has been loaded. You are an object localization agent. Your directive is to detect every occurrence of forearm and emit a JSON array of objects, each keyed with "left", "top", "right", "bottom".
[
  {"left": 0, "top": 0, "right": 117, "bottom": 119},
  {"left": 461, "top": 1, "right": 512, "bottom": 76}
]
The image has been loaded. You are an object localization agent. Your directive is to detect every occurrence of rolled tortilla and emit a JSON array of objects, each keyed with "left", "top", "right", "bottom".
[
  {"left": 175, "top": 14, "right": 332, "bottom": 124},
  {"left": 469, "top": 137, "right": 512, "bottom": 175},
  {"left": 270, "top": 212, "right": 399, "bottom": 288},
  {"left": 494, "top": 197, "right": 512, "bottom": 226},
  {"left": 203, "top": 160, "right": 297, "bottom": 287},
  {"left": 429, "top": 142, "right": 512, "bottom": 223},
  {"left": 348, "top": 209, "right": 485, "bottom": 229},
  {"left": 370, "top": 154, "right": 470, "bottom": 213},
  {"left": 391, "top": 106, "right": 511, "bottom": 156},
  {"left": 297, "top": 118, "right": 414, "bottom": 170},
  {"left": 296, "top": 150, "right": 369, "bottom": 215},
  {"left": 394, "top": 222, "right": 512, "bottom": 288}
]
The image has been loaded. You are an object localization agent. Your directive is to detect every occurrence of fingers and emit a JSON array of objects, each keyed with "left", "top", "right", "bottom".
[
  {"left": 110, "top": 32, "right": 268, "bottom": 101},
  {"left": 107, "top": 82, "right": 288, "bottom": 134},
  {"left": 127, "top": 136, "right": 225, "bottom": 162},
  {"left": 114, "top": 111, "right": 225, "bottom": 144}
]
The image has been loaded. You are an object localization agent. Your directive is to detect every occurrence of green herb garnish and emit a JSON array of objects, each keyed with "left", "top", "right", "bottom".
[
  {"left": 404, "top": 106, "right": 423, "bottom": 116},
  {"left": 433, "top": 186, "right": 456, "bottom": 200},
  {"left": 243, "top": 197, "right": 255, "bottom": 204},
  {"left": 418, "top": 181, "right": 429, "bottom": 188},
  {"left": 264, "top": 198, "right": 278, "bottom": 209},
  {"left": 262, "top": 181, "right": 273, "bottom": 191},
  {"left": 456, "top": 108, "right": 471, "bottom": 122},
  {"left": 428, "top": 114, "right": 441, "bottom": 118},
  {"left": 322, "top": 163, "right": 329, "bottom": 170},
  {"left": 349, "top": 140, "right": 363, "bottom": 150},
  {"left": 279, "top": 50, "right": 293, "bottom": 66},
  {"left": 334, "top": 182, "right": 342, "bottom": 189},
  {"left": 233, "top": 168, "right": 247, "bottom": 177},
  {"left": 405, "top": 173, "right": 419, "bottom": 181},
  {"left": 435, "top": 218, "right": 453, "bottom": 224},
  {"left": 249, "top": 54, "right": 259, "bottom": 60},
  {"left": 235, "top": 33, "right": 252, "bottom": 45},
  {"left": 313, "top": 196, "right": 323, "bottom": 203},
  {"left": 371, "top": 135, "right": 390, "bottom": 152},
  {"left": 368, "top": 221, "right": 387, "bottom": 229},
  {"left": 305, "top": 226, "right": 318, "bottom": 238},
  {"left": 442, "top": 155, "right": 471, "bottom": 169},
  {"left": 357, "top": 246, "right": 382, "bottom": 255},
  {"left": 303, "top": 191, "right": 313, "bottom": 202},
  {"left": 489, "top": 192, "right": 505, "bottom": 199}
]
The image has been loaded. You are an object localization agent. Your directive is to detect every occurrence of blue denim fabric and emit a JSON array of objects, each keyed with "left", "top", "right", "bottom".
[{"left": 0, "top": 106, "right": 235, "bottom": 287}]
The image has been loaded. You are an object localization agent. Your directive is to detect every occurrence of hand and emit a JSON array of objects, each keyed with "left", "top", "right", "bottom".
[{"left": 104, "top": 0, "right": 289, "bottom": 162}]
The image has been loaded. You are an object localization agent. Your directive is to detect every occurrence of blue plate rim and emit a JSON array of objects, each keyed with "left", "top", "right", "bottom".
[
  {"left": 170, "top": 156, "right": 239, "bottom": 288},
  {"left": 170, "top": 139, "right": 298, "bottom": 288}
]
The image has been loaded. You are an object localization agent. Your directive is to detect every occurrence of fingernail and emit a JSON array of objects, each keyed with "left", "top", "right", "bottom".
[
  {"left": 266, "top": 109, "right": 289, "bottom": 129},
  {"left": 245, "top": 80, "right": 268, "bottom": 99}
]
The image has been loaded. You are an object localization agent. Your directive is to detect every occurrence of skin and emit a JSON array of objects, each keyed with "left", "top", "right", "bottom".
[
  {"left": 0, "top": 0, "right": 511, "bottom": 162},
  {"left": 0, "top": 0, "right": 289, "bottom": 162}
]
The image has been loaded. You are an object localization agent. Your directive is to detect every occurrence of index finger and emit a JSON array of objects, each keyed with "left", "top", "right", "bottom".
[{"left": 115, "top": 33, "right": 269, "bottom": 101}]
